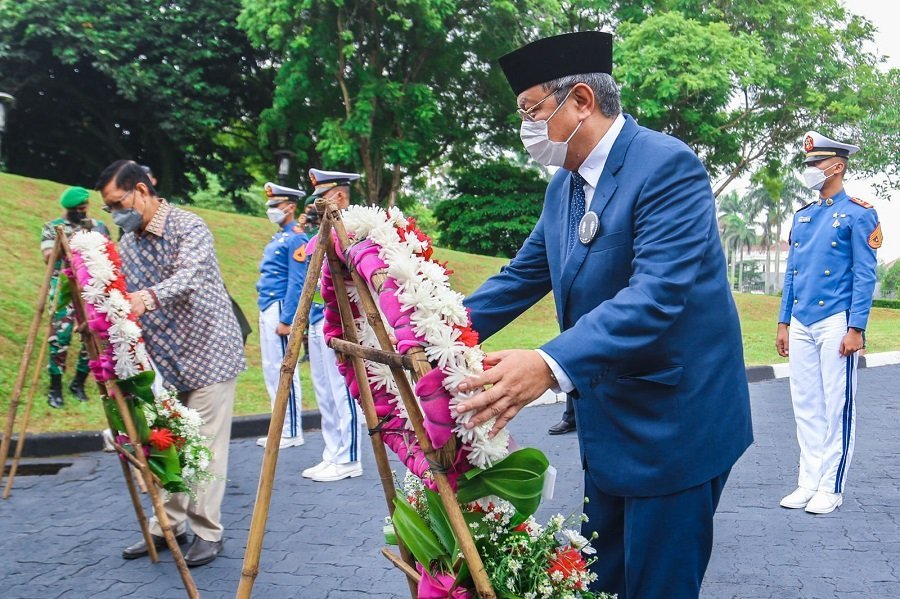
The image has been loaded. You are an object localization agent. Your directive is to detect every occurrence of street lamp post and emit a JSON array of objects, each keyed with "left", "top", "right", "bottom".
[
  {"left": 274, "top": 149, "right": 293, "bottom": 186},
  {"left": 0, "top": 93, "right": 15, "bottom": 171}
]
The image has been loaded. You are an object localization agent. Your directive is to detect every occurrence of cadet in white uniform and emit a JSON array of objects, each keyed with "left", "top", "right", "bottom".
[
  {"left": 255, "top": 182, "right": 309, "bottom": 449},
  {"left": 301, "top": 169, "right": 363, "bottom": 482},
  {"left": 777, "top": 131, "right": 881, "bottom": 514}
]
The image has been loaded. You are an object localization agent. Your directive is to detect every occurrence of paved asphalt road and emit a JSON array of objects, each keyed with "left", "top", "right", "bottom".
[{"left": 2, "top": 366, "right": 898, "bottom": 598}]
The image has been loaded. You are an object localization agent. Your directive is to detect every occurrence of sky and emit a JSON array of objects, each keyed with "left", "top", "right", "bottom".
[{"left": 762, "top": 0, "right": 900, "bottom": 263}]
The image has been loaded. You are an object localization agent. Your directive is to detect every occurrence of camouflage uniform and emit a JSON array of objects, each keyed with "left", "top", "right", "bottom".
[{"left": 40, "top": 216, "right": 110, "bottom": 376}]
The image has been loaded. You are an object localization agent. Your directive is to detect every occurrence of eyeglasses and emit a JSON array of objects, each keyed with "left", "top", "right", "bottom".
[
  {"left": 516, "top": 86, "right": 568, "bottom": 122},
  {"left": 102, "top": 189, "right": 135, "bottom": 213}
]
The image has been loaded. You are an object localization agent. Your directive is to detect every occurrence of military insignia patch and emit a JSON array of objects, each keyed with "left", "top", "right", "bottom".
[
  {"left": 293, "top": 244, "right": 307, "bottom": 262},
  {"left": 804, "top": 135, "right": 814, "bottom": 152},
  {"left": 868, "top": 223, "right": 883, "bottom": 249},
  {"left": 850, "top": 197, "right": 873, "bottom": 209}
]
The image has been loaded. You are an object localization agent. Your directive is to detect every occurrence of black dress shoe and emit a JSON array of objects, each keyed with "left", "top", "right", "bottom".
[
  {"left": 122, "top": 531, "right": 189, "bottom": 559},
  {"left": 184, "top": 536, "right": 224, "bottom": 567},
  {"left": 548, "top": 420, "right": 577, "bottom": 435}
]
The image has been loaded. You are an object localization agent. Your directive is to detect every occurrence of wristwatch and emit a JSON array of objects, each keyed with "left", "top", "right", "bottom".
[{"left": 850, "top": 327, "right": 864, "bottom": 333}]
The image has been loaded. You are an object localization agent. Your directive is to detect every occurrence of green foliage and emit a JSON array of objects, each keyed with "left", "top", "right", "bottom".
[
  {"left": 0, "top": 0, "right": 273, "bottom": 204},
  {"left": 238, "top": 0, "right": 549, "bottom": 206},
  {"left": 601, "top": 0, "right": 888, "bottom": 193},
  {"left": 852, "top": 68, "right": 900, "bottom": 197},
  {"left": 434, "top": 160, "right": 548, "bottom": 257},
  {"left": 391, "top": 494, "right": 448, "bottom": 575},
  {"left": 872, "top": 298, "right": 900, "bottom": 310},
  {"left": 881, "top": 261, "right": 900, "bottom": 297},
  {"left": 456, "top": 448, "right": 550, "bottom": 520}
]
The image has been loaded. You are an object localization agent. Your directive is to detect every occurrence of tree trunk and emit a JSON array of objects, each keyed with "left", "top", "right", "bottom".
[
  {"left": 774, "top": 221, "right": 783, "bottom": 293},
  {"left": 738, "top": 245, "right": 745, "bottom": 293},
  {"left": 764, "top": 220, "right": 772, "bottom": 294}
]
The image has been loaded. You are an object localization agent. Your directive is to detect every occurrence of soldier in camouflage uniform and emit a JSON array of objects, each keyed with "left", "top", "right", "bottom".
[{"left": 40, "top": 186, "right": 110, "bottom": 408}]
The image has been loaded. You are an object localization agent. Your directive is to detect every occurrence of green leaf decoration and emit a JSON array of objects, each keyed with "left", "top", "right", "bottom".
[
  {"left": 148, "top": 445, "right": 185, "bottom": 493},
  {"left": 392, "top": 494, "right": 446, "bottom": 575},
  {"left": 117, "top": 371, "right": 156, "bottom": 404},
  {"left": 102, "top": 397, "right": 126, "bottom": 433},
  {"left": 424, "top": 488, "right": 456, "bottom": 557},
  {"left": 456, "top": 448, "right": 549, "bottom": 519}
]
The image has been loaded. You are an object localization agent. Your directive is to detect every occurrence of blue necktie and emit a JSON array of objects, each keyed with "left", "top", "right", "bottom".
[{"left": 567, "top": 172, "right": 586, "bottom": 255}]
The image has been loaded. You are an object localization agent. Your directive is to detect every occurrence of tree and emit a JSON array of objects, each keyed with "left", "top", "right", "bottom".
[
  {"left": 433, "top": 160, "right": 547, "bottom": 258},
  {"left": 745, "top": 170, "right": 809, "bottom": 293},
  {"left": 594, "top": 0, "right": 888, "bottom": 195},
  {"left": 717, "top": 190, "right": 758, "bottom": 291},
  {"left": 239, "top": 0, "right": 548, "bottom": 208},
  {"left": 882, "top": 261, "right": 900, "bottom": 299},
  {"left": 852, "top": 68, "right": 900, "bottom": 197},
  {"left": 0, "top": 0, "right": 272, "bottom": 203}
]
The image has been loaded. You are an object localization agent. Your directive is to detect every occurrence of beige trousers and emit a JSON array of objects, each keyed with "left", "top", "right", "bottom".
[{"left": 150, "top": 376, "right": 236, "bottom": 542}]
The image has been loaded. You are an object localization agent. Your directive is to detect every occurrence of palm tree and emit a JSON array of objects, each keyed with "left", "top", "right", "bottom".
[
  {"left": 721, "top": 213, "right": 758, "bottom": 292},
  {"left": 773, "top": 175, "right": 809, "bottom": 291}
]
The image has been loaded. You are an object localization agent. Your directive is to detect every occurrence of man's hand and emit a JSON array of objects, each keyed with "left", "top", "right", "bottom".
[
  {"left": 456, "top": 349, "right": 555, "bottom": 437},
  {"left": 128, "top": 291, "right": 146, "bottom": 317},
  {"left": 840, "top": 329, "right": 864, "bottom": 356},
  {"left": 776, "top": 323, "right": 790, "bottom": 358},
  {"left": 276, "top": 322, "right": 292, "bottom": 337}
]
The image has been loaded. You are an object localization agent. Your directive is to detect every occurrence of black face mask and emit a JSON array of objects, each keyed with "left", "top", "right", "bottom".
[{"left": 66, "top": 210, "right": 86, "bottom": 224}]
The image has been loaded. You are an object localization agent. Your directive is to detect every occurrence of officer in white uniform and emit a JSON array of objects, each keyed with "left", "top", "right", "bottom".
[
  {"left": 255, "top": 182, "right": 309, "bottom": 449},
  {"left": 777, "top": 131, "right": 882, "bottom": 514},
  {"left": 301, "top": 168, "right": 363, "bottom": 482}
]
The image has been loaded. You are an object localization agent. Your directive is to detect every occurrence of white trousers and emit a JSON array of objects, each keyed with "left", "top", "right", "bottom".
[
  {"left": 308, "top": 318, "right": 361, "bottom": 464},
  {"left": 789, "top": 312, "right": 858, "bottom": 494},
  {"left": 150, "top": 376, "right": 236, "bottom": 542},
  {"left": 259, "top": 302, "right": 303, "bottom": 439}
]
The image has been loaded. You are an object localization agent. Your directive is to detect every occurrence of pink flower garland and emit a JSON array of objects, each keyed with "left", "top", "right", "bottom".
[{"left": 316, "top": 206, "right": 511, "bottom": 490}]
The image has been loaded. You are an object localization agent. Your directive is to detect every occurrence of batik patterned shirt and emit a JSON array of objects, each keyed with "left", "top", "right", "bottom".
[{"left": 118, "top": 201, "right": 246, "bottom": 392}]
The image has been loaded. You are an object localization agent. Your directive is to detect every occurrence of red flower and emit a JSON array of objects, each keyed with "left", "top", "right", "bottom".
[
  {"left": 548, "top": 547, "right": 587, "bottom": 580},
  {"left": 454, "top": 324, "right": 479, "bottom": 348},
  {"left": 513, "top": 522, "right": 529, "bottom": 533},
  {"left": 148, "top": 427, "right": 176, "bottom": 451},
  {"left": 105, "top": 241, "right": 123, "bottom": 267}
]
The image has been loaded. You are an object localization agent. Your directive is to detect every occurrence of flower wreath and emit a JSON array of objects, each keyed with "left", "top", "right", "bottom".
[
  {"left": 67, "top": 231, "right": 213, "bottom": 495},
  {"left": 318, "top": 206, "right": 510, "bottom": 486}
]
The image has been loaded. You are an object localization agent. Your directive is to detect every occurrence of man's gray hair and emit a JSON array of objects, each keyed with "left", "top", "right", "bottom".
[{"left": 543, "top": 73, "right": 621, "bottom": 118}]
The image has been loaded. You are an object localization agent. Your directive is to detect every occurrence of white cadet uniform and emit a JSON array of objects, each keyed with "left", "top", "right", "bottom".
[
  {"left": 306, "top": 235, "right": 361, "bottom": 465},
  {"left": 779, "top": 132, "right": 881, "bottom": 496},
  {"left": 256, "top": 183, "right": 309, "bottom": 440}
]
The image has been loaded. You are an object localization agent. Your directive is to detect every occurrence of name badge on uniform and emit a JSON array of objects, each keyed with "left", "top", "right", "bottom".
[
  {"left": 798, "top": 216, "right": 811, "bottom": 223},
  {"left": 579, "top": 212, "right": 599, "bottom": 245}
]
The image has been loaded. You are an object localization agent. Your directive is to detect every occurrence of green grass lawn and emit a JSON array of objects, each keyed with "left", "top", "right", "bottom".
[{"left": 2, "top": 172, "right": 899, "bottom": 435}]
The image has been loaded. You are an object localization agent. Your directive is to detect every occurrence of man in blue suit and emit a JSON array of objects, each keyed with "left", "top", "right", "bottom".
[{"left": 456, "top": 32, "right": 753, "bottom": 598}]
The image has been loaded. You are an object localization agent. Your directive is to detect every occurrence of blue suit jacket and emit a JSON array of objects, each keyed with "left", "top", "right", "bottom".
[{"left": 465, "top": 115, "right": 753, "bottom": 497}]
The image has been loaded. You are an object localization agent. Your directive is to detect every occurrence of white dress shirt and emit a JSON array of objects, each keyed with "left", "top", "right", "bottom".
[{"left": 536, "top": 113, "right": 626, "bottom": 393}]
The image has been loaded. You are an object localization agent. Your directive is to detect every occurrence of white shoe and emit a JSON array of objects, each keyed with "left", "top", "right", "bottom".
[
  {"left": 780, "top": 487, "right": 817, "bottom": 509},
  {"left": 310, "top": 461, "right": 363, "bottom": 482},
  {"left": 302, "top": 460, "right": 331, "bottom": 479},
  {"left": 256, "top": 436, "right": 305, "bottom": 449},
  {"left": 101, "top": 428, "right": 116, "bottom": 453},
  {"left": 805, "top": 491, "right": 843, "bottom": 514}
]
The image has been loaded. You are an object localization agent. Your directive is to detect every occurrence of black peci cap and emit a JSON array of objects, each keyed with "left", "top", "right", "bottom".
[{"left": 498, "top": 31, "right": 613, "bottom": 96}]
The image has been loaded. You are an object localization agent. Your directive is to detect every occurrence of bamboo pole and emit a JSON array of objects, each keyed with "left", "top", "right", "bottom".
[
  {"left": 328, "top": 337, "right": 418, "bottom": 370},
  {"left": 0, "top": 239, "right": 60, "bottom": 488},
  {"left": 324, "top": 233, "right": 419, "bottom": 598},
  {"left": 58, "top": 231, "right": 198, "bottom": 597},
  {"left": 381, "top": 548, "right": 422, "bottom": 584},
  {"left": 3, "top": 311, "right": 52, "bottom": 498},
  {"left": 235, "top": 217, "right": 333, "bottom": 599},
  {"left": 322, "top": 201, "right": 496, "bottom": 598}
]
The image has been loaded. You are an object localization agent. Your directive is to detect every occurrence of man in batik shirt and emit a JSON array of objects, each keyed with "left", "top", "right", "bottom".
[{"left": 96, "top": 160, "right": 245, "bottom": 567}]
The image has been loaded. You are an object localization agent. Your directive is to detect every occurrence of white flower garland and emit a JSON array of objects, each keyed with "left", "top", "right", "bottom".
[
  {"left": 70, "top": 230, "right": 151, "bottom": 379},
  {"left": 342, "top": 206, "right": 510, "bottom": 468}
]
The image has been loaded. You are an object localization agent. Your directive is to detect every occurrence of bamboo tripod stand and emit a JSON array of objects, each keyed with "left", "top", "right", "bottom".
[
  {"left": 236, "top": 199, "right": 496, "bottom": 598},
  {"left": 1, "top": 229, "right": 201, "bottom": 598}
]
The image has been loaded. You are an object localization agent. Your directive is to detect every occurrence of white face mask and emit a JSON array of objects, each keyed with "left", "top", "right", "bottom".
[
  {"left": 801, "top": 163, "right": 837, "bottom": 191},
  {"left": 519, "top": 89, "right": 583, "bottom": 167},
  {"left": 266, "top": 207, "right": 287, "bottom": 224}
]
